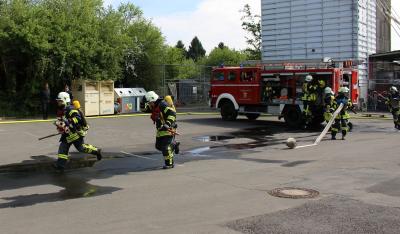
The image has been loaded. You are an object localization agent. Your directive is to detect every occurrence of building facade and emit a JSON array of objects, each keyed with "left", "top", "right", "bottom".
[{"left": 261, "top": 0, "right": 391, "bottom": 101}]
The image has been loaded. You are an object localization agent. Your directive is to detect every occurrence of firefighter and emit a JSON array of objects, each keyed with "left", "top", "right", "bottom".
[
  {"left": 143, "top": 91, "right": 179, "bottom": 169},
  {"left": 331, "top": 87, "right": 352, "bottom": 140},
  {"left": 317, "top": 79, "right": 327, "bottom": 105},
  {"left": 263, "top": 82, "right": 275, "bottom": 102},
  {"left": 323, "top": 87, "right": 336, "bottom": 123},
  {"left": 301, "top": 75, "right": 318, "bottom": 126},
  {"left": 54, "top": 92, "right": 102, "bottom": 171},
  {"left": 385, "top": 86, "right": 400, "bottom": 129}
]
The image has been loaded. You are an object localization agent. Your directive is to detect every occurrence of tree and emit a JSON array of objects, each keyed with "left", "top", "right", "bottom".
[
  {"left": 163, "top": 46, "right": 186, "bottom": 80},
  {"left": 240, "top": 4, "right": 261, "bottom": 60},
  {"left": 0, "top": 0, "right": 166, "bottom": 115},
  {"left": 175, "top": 40, "right": 187, "bottom": 58},
  {"left": 187, "top": 36, "right": 206, "bottom": 61},
  {"left": 204, "top": 46, "right": 247, "bottom": 67}
]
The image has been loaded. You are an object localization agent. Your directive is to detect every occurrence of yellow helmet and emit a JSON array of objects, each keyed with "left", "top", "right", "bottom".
[{"left": 73, "top": 100, "right": 81, "bottom": 109}]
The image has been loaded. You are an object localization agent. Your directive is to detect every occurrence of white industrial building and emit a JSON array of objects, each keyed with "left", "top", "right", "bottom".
[{"left": 261, "top": 0, "right": 391, "bottom": 101}]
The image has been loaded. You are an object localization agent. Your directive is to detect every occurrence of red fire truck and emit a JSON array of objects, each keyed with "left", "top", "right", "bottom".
[{"left": 209, "top": 61, "right": 359, "bottom": 127}]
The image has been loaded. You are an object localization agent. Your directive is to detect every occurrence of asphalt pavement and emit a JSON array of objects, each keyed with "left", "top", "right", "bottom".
[{"left": 0, "top": 114, "right": 399, "bottom": 234}]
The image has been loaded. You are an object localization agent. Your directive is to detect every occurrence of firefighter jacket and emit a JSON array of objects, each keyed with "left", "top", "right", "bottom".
[
  {"left": 323, "top": 94, "right": 337, "bottom": 121},
  {"left": 335, "top": 95, "right": 353, "bottom": 120},
  {"left": 154, "top": 99, "right": 177, "bottom": 137},
  {"left": 385, "top": 93, "right": 400, "bottom": 112},
  {"left": 59, "top": 105, "right": 89, "bottom": 143},
  {"left": 302, "top": 83, "right": 318, "bottom": 102}
]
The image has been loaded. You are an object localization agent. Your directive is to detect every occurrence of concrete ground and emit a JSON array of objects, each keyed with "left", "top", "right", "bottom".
[{"left": 0, "top": 113, "right": 399, "bottom": 234}]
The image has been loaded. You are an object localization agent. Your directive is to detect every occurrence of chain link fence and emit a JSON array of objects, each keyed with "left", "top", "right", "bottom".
[
  {"left": 153, "top": 64, "right": 213, "bottom": 107},
  {"left": 367, "top": 62, "right": 400, "bottom": 112}
]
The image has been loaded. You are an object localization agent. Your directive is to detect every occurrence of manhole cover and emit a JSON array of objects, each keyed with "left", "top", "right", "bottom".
[{"left": 268, "top": 187, "right": 319, "bottom": 199}]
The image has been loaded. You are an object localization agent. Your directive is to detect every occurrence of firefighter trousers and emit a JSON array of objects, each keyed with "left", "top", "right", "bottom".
[
  {"left": 155, "top": 136, "right": 174, "bottom": 166},
  {"left": 391, "top": 108, "right": 400, "bottom": 128},
  {"left": 331, "top": 118, "right": 349, "bottom": 139},
  {"left": 56, "top": 137, "right": 100, "bottom": 169}
]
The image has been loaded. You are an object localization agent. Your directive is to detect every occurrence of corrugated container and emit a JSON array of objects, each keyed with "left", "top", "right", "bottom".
[
  {"left": 99, "top": 81, "right": 114, "bottom": 115},
  {"left": 71, "top": 80, "right": 100, "bottom": 116}
]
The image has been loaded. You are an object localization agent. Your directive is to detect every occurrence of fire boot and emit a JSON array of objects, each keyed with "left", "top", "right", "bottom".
[
  {"left": 96, "top": 148, "right": 102, "bottom": 161},
  {"left": 341, "top": 131, "right": 346, "bottom": 140},
  {"left": 163, "top": 159, "right": 174, "bottom": 169},
  {"left": 53, "top": 158, "right": 67, "bottom": 172},
  {"left": 174, "top": 142, "right": 180, "bottom": 154}
]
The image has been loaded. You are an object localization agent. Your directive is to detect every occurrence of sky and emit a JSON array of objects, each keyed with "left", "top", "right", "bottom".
[
  {"left": 103, "top": 0, "right": 261, "bottom": 53},
  {"left": 104, "top": 0, "right": 400, "bottom": 53}
]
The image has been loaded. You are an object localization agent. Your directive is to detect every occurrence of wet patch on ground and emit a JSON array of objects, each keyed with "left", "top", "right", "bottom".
[
  {"left": 0, "top": 173, "right": 119, "bottom": 208},
  {"left": 281, "top": 160, "right": 315, "bottom": 167},
  {"left": 366, "top": 177, "right": 400, "bottom": 197},
  {"left": 0, "top": 151, "right": 164, "bottom": 208},
  {"left": 227, "top": 196, "right": 400, "bottom": 234},
  {"left": 0, "top": 155, "right": 97, "bottom": 173},
  {"left": 192, "top": 135, "right": 235, "bottom": 142}
]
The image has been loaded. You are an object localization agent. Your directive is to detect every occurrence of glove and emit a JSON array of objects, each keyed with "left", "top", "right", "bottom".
[{"left": 57, "top": 125, "right": 70, "bottom": 134}]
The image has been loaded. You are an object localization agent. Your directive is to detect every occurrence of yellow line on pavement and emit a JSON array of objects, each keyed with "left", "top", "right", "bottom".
[
  {"left": 0, "top": 112, "right": 391, "bottom": 124},
  {"left": 0, "top": 112, "right": 219, "bottom": 125}
]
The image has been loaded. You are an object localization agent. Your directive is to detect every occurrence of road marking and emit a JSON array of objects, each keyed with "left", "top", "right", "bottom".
[
  {"left": 295, "top": 144, "right": 317, "bottom": 149},
  {"left": 0, "top": 112, "right": 219, "bottom": 125},
  {"left": 120, "top": 151, "right": 158, "bottom": 161}
]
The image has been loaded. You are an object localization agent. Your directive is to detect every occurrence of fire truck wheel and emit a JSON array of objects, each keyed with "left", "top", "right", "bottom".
[
  {"left": 220, "top": 101, "right": 238, "bottom": 121},
  {"left": 283, "top": 106, "right": 303, "bottom": 128},
  {"left": 245, "top": 113, "right": 260, "bottom": 120}
]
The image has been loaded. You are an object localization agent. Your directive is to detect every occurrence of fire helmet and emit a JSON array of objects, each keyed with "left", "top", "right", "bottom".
[
  {"left": 390, "top": 86, "right": 398, "bottom": 93},
  {"left": 144, "top": 91, "right": 159, "bottom": 103},
  {"left": 56, "top": 92, "right": 71, "bottom": 105}
]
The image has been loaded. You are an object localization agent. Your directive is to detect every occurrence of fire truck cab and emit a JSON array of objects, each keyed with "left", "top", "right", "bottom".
[{"left": 209, "top": 62, "right": 358, "bottom": 127}]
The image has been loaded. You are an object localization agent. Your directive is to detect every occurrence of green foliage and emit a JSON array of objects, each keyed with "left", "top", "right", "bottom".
[
  {"left": 187, "top": 36, "right": 206, "bottom": 62},
  {"left": 240, "top": 4, "right": 261, "bottom": 60},
  {"left": 204, "top": 46, "right": 247, "bottom": 67},
  {"left": 175, "top": 40, "right": 187, "bottom": 57},
  {"left": 0, "top": 0, "right": 165, "bottom": 116}
]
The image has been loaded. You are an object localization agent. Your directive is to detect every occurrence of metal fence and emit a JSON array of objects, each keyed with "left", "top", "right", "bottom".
[{"left": 154, "top": 64, "right": 213, "bottom": 106}]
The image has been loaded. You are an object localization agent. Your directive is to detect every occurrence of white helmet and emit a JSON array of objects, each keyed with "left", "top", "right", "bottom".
[
  {"left": 305, "top": 75, "right": 313, "bottom": 82},
  {"left": 324, "top": 87, "right": 333, "bottom": 95},
  {"left": 56, "top": 92, "right": 71, "bottom": 105},
  {"left": 390, "top": 86, "right": 398, "bottom": 93},
  {"left": 338, "top": 87, "right": 349, "bottom": 93},
  {"left": 144, "top": 91, "right": 159, "bottom": 103}
]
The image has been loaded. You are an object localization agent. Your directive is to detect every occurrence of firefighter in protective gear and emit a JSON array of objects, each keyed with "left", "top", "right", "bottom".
[
  {"left": 331, "top": 87, "right": 352, "bottom": 140},
  {"left": 143, "top": 91, "right": 179, "bottom": 169},
  {"left": 301, "top": 75, "right": 318, "bottom": 126},
  {"left": 54, "top": 92, "right": 102, "bottom": 171},
  {"left": 323, "top": 87, "right": 336, "bottom": 123},
  {"left": 385, "top": 86, "right": 400, "bottom": 129}
]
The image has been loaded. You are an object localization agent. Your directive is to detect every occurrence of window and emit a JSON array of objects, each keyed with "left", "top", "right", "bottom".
[
  {"left": 213, "top": 71, "right": 225, "bottom": 81},
  {"left": 228, "top": 72, "right": 237, "bottom": 81},
  {"left": 241, "top": 71, "right": 255, "bottom": 82}
]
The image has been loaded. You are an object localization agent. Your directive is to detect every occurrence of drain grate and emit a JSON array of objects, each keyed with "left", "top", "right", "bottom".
[{"left": 268, "top": 187, "right": 319, "bottom": 199}]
